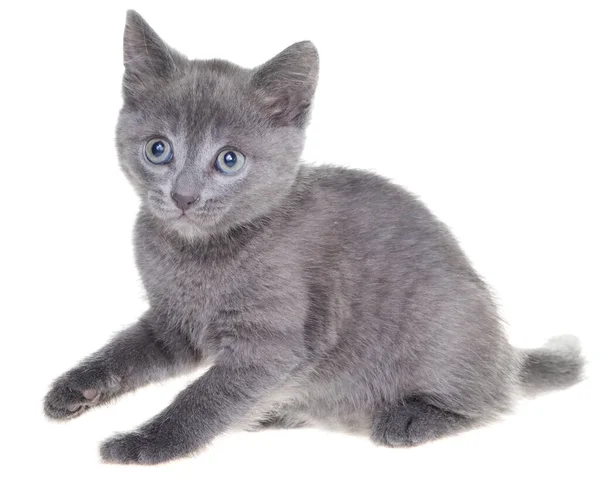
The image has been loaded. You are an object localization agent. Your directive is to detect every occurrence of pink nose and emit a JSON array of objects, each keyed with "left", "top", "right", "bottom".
[{"left": 171, "top": 192, "right": 199, "bottom": 211}]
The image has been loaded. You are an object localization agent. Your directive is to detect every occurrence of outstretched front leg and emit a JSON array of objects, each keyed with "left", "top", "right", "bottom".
[
  {"left": 44, "top": 310, "right": 201, "bottom": 420},
  {"left": 100, "top": 338, "right": 302, "bottom": 464}
]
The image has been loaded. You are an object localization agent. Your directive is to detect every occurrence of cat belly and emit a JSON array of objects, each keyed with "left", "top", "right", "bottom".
[
  {"left": 264, "top": 360, "right": 404, "bottom": 433},
  {"left": 251, "top": 381, "right": 375, "bottom": 433}
]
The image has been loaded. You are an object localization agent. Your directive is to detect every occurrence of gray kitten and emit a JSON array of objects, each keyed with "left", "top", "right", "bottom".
[{"left": 43, "top": 10, "right": 583, "bottom": 465}]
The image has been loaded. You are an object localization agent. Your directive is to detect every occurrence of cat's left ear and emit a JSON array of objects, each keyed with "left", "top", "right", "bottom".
[
  {"left": 251, "top": 41, "right": 319, "bottom": 127},
  {"left": 122, "top": 10, "right": 185, "bottom": 98}
]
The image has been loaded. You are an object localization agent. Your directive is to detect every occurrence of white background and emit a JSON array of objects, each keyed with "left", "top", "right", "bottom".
[{"left": 1, "top": 1, "right": 598, "bottom": 477}]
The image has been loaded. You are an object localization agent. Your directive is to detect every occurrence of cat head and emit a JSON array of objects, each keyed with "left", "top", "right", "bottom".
[{"left": 116, "top": 10, "right": 318, "bottom": 240}]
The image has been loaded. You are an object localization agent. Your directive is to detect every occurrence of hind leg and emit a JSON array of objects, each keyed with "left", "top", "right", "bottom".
[{"left": 371, "top": 396, "right": 478, "bottom": 447}]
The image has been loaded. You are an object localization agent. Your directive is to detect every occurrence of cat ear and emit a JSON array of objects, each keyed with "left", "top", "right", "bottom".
[
  {"left": 122, "top": 10, "right": 185, "bottom": 96},
  {"left": 251, "top": 41, "right": 319, "bottom": 126}
]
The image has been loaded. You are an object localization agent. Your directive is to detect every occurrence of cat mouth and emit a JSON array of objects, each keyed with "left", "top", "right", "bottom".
[
  {"left": 166, "top": 207, "right": 228, "bottom": 238},
  {"left": 175, "top": 206, "right": 226, "bottom": 223},
  {"left": 147, "top": 198, "right": 227, "bottom": 227}
]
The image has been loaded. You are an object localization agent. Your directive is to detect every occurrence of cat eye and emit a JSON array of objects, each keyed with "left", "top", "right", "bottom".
[
  {"left": 144, "top": 138, "right": 174, "bottom": 165},
  {"left": 215, "top": 149, "right": 246, "bottom": 175}
]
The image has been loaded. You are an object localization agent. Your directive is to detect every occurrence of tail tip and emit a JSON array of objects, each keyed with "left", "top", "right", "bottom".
[
  {"left": 544, "top": 334, "right": 581, "bottom": 355},
  {"left": 520, "top": 334, "right": 584, "bottom": 396}
]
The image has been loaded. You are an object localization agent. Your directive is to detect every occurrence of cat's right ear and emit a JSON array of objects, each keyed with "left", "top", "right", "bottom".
[{"left": 122, "top": 10, "right": 185, "bottom": 99}]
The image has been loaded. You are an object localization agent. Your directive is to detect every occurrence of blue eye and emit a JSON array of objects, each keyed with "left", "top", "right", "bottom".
[
  {"left": 145, "top": 138, "right": 173, "bottom": 164},
  {"left": 215, "top": 149, "right": 246, "bottom": 174}
]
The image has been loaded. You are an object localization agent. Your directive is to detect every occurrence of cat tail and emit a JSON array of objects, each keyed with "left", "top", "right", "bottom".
[{"left": 518, "top": 335, "right": 584, "bottom": 397}]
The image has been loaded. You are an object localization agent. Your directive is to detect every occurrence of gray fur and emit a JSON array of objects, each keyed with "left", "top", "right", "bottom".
[
  {"left": 519, "top": 335, "right": 584, "bottom": 397},
  {"left": 43, "top": 10, "right": 584, "bottom": 464}
]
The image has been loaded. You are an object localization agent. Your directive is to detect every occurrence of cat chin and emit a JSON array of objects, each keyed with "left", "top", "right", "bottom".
[
  {"left": 165, "top": 216, "right": 220, "bottom": 241},
  {"left": 167, "top": 219, "right": 207, "bottom": 239}
]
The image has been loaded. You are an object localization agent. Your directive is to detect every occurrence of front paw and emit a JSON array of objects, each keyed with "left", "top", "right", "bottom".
[
  {"left": 44, "top": 366, "right": 119, "bottom": 420},
  {"left": 101, "top": 432, "right": 149, "bottom": 465},
  {"left": 101, "top": 418, "right": 200, "bottom": 465},
  {"left": 100, "top": 428, "right": 193, "bottom": 465}
]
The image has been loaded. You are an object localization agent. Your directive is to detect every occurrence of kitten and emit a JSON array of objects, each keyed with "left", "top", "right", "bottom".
[{"left": 43, "top": 10, "right": 583, "bottom": 465}]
